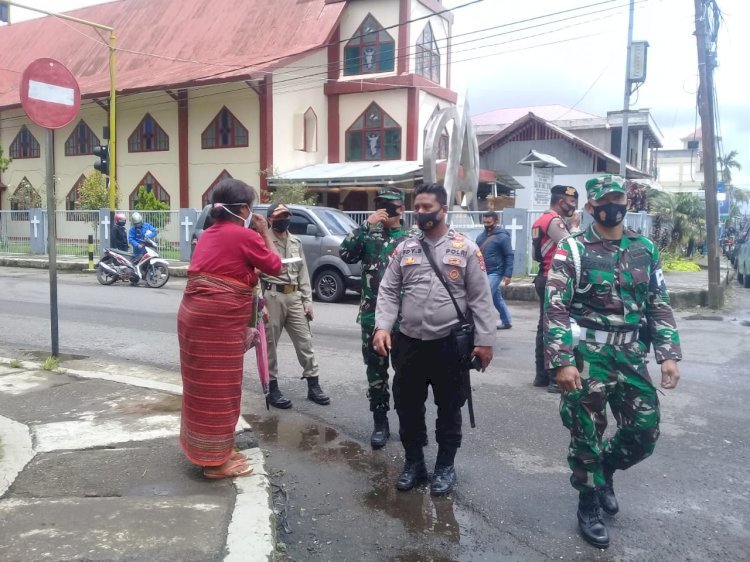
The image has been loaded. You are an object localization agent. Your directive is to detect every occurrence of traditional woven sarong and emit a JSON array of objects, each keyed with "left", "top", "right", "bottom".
[{"left": 178, "top": 273, "right": 255, "bottom": 466}]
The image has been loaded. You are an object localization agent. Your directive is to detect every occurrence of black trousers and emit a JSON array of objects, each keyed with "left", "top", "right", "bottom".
[
  {"left": 534, "top": 273, "right": 549, "bottom": 379},
  {"left": 391, "top": 332, "right": 465, "bottom": 450}
]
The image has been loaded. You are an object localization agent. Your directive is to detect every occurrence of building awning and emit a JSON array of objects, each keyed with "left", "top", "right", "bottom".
[
  {"left": 517, "top": 150, "right": 567, "bottom": 168},
  {"left": 269, "top": 161, "right": 423, "bottom": 187}
]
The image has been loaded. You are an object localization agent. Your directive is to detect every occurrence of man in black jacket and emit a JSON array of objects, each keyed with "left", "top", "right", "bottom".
[
  {"left": 476, "top": 211, "right": 514, "bottom": 329},
  {"left": 113, "top": 212, "right": 129, "bottom": 252}
]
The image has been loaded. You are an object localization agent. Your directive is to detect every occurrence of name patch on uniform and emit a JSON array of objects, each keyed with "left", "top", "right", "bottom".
[
  {"left": 553, "top": 249, "right": 569, "bottom": 261},
  {"left": 448, "top": 268, "right": 460, "bottom": 281},
  {"left": 476, "top": 250, "right": 486, "bottom": 272}
]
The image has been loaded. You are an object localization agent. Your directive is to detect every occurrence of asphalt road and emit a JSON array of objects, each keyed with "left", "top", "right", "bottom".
[{"left": 1, "top": 267, "right": 748, "bottom": 561}]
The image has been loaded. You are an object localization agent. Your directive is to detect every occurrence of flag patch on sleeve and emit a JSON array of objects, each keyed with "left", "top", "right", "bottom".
[{"left": 553, "top": 249, "right": 569, "bottom": 261}]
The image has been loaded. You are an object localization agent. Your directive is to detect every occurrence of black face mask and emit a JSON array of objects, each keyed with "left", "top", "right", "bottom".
[
  {"left": 484, "top": 224, "right": 495, "bottom": 233},
  {"left": 376, "top": 201, "right": 401, "bottom": 218},
  {"left": 272, "top": 218, "right": 291, "bottom": 232},
  {"left": 591, "top": 202, "right": 627, "bottom": 227},
  {"left": 416, "top": 210, "right": 442, "bottom": 231},
  {"left": 559, "top": 201, "right": 577, "bottom": 217}
]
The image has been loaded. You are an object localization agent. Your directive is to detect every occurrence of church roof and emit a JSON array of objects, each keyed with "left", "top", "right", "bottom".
[{"left": 0, "top": 0, "right": 345, "bottom": 109}]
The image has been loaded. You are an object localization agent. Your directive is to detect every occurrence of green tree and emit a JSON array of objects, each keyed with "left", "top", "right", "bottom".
[
  {"left": 718, "top": 150, "right": 741, "bottom": 185},
  {"left": 133, "top": 187, "right": 170, "bottom": 230},
  {"left": 269, "top": 181, "right": 316, "bottom": 206},
  {"left": 649, "top": 191, "right": 706, "bottom": 256},
  {"left": 0, "top": 145, "right": 11, "bottom": 175},
  {"left": 78, "top": 170, "right": 118, "bottom": 210}
]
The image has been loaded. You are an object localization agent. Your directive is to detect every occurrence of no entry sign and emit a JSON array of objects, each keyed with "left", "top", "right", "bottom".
[{"left": 20, "top": 58, "right": 81, "bottom": 129}]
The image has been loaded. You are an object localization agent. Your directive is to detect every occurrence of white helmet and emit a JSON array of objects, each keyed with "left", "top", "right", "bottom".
[{"left": 131, "top": 212, "right": 143, "bottom": 226}]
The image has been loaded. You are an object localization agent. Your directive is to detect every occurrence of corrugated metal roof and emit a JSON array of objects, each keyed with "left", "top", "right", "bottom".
[
  {"left": 270, "top": 161, "right": 424, "bottom": 186},
  {"left": 472, "top": 104, "right": 601, "bottom": 127},
  {"left": 0, "top": 0, "right": 345, "bottom": 108}
]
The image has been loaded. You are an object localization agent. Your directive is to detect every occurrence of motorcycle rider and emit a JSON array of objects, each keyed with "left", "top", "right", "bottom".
[
  {"left": 113, "top": 212, "right": 129, "bottom": 252},
  {"left": 128, "top": 212, "right": 158, "bottom": 262}
]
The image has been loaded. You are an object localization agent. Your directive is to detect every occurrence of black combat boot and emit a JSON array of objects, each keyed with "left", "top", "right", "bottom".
[
  {"left": 306, "top": 376, "right": 330, "bottom": 405},
  {"left": 430, "top": 446, "right": 458, "bottom": 497},
  {"left": 577, "top": 490, "right": 609, "bottom": 549},
  {"left": 598, "top": 465, "right": 619, "bottom": 515},
  {"left": 267, "top": 380, "right": 292, "bottom": 409},
  {"left": 396, "top": 447, "right": 428, "bottom": 491},
  {"left": 370, "top": 406, "right": 390, "bottom": 450}
]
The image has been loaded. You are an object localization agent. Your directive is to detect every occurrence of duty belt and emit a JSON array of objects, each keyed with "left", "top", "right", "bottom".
[
  {"left": 263, "top": 282, "right": 298, "bottom": 294},
  {"left": 583, "top": 328, "right": 639, "bottom": 346}
]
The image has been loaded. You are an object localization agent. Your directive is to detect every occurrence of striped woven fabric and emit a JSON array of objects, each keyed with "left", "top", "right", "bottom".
[{"left": 178, "top": 273, "right": 255, "bottom": 466}]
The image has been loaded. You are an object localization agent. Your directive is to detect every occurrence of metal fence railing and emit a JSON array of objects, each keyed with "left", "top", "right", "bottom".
[
  {"left": 54, "top": 210, "right": 100, "bottom": 257},
  {"left": 0, "top": 210, "right": 30, "bottom": 254}
]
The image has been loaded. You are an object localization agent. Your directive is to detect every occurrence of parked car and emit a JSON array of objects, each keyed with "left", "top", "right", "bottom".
[
  {"left": 735, "top": 234, "right": 750, "bottom": 289},
  {"left": 191, "top": 204, "right": 361, "bottom": 302}
]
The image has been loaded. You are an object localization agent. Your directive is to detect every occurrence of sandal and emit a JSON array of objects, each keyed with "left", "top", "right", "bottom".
[
  {"left": 203, "top": 459, "right": 254, "bottom": 480},
  {"left": 231, "top": 451, "right": 248, "bottom": 463}
]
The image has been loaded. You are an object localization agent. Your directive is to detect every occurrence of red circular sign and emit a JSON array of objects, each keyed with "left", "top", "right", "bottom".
[{"left": 19, "top": 58, "right": 81, "bottom": 129}]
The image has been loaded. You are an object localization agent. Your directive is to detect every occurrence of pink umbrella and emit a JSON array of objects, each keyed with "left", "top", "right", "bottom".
[{"left": 245, "top": 296, "right": 271, "bottom": 410}]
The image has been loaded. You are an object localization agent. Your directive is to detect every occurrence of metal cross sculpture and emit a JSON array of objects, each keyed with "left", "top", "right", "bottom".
[{"left": 423, "top": 95, "right": 480, "bottom": 211}]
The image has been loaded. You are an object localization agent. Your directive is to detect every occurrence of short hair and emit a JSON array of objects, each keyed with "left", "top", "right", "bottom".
[
  {"left": 483, "top": 211, "right": 499, "bottom": 220},
  {"left": 414, "top": 182, "right": 447, "bottom": 206},
  {"left": 550, "top": 192, "right": 565, "bottom": 206},
  {"left": 209, "top": 179, "right": 256, "bottom": 220}
]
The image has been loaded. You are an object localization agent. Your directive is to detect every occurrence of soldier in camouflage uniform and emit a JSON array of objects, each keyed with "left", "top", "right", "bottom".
[
  {"left": 339, "top": 187, "right": 407, "bottom": 449},
  {"left": 543, "top": 174, "right": 682, "bottom": 549}
]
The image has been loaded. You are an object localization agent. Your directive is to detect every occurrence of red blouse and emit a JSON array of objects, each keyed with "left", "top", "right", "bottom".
[{"left": 189, "top": 220, "right": 282, "bottom": 286}]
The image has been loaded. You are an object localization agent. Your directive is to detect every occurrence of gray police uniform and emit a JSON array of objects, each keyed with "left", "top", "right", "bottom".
[
  {"left": 261, "top": 231, "right": 319, "bottom": 380},
  {"left": 375, "top": 229, "right": 495, "bottom": 450}
]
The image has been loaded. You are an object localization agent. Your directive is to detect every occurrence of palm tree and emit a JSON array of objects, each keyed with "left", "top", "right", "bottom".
[
  {"left": 649, "top": 191, "right": 706, "bottom": 256},
  {"left": 718, "top": 150, "right": 741, "bottom": 184}
]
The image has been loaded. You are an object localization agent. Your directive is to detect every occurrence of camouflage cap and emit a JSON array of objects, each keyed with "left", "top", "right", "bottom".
[
  {"left": 375, "top": 187, "right": 404, "bottom": 201},
  {"left": 585, "top": 174, "right": 626, "bottom": 201}
]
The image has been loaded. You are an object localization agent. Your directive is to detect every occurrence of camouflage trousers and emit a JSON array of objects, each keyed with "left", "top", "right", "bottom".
[
  {"left": 560, "top": 340, "right": 660, "bottom": 492},
  {"left": 360, "top": 322, "right": 391, "bottom": 412}
]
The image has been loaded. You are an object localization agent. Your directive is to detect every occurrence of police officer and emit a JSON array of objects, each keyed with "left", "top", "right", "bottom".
[
  {"left": 373, "top": 183, "right": 495, "bottom": 497},
  {"left": 339, "top": 187, "right": 407, "bottom": 449},
  {"left": 531, "top": 185, "right": 579, "bottom": 391},
  {"left": 544, "top": 175, "right": 682, "bottom": 549},
  {"left": 262, "top": 203, "right": 329, "bottom": 408}
]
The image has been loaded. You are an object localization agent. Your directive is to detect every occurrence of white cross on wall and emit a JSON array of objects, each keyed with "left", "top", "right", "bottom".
[
  {"left": 505, "top": 217, "right": 523, "bottom": 250},
  {"left": 30, "top": 215, "right": 41, "bottom": 238},
  {"left": 181, "top": 215, "right": 194, "bottom": 242},
  {"left": 101, "top": 214, "right": 110, "bottom": 240}
]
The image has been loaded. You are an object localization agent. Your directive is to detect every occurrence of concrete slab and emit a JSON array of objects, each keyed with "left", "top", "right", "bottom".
[
  {"left": 0, "top": 496, "right": 230, "bottom": 561},
  {"left": 0, "top": 369, "right": 79, "bottom": 395},
  {"left": 0, "top": 415, "right": 33, "bottom": 497},
  {"left": 10, "top": 438, "right": 236, "bottom": 500}
]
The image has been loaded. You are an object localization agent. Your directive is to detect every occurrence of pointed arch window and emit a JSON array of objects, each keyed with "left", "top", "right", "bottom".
[
  {"left": 128, "top": 114, "right": 169, "bottom": 152},
  {"left": 344, "top": 14, "right": 395, "bottom": 76},
  {"left": 346, "top": 103, "right": 401, "bottom": 162},
  {"left": 416, "top": 23, "right": 440, "bottom": 83},
  {"left": 65, "top": 174, "right": 86, "bottom": 210},
  {"left": 202, "top": 107, "right": 249, "bottom": 149},
  {"left": 129, "top": 172, "right": 171, "bottom": 209},
  {"left": 304, "top": 107, "right": 318, "bottom": 153},
  {"left": 64, "top": 121, "right": 100, "bottom": 156},
  {"left": 202, "top": 170, "right": 233, "bottom": 207},
  {"left": 10, "top": 177, "right": 41, "bottom": 220},
  {"left": 10, "top": 126, "right": 40, "bottom": 159}
]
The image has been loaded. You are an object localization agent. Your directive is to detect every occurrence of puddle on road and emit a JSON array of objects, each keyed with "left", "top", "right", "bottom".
[{"left": 245, "top": 413, "right": 473, "bottom": 547}]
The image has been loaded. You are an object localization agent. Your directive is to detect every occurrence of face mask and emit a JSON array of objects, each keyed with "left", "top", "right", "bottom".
[
  {"left": 559, "top": 201, "right": 576, "bottom": 217},
  {"left": 484, "top": 224, "right": 495, "bottom": 233},
  {"left": 591, "top": 202, "right": 627, "bottom": 227},
  {"left": 215, "top": 203, "right": 252, "bottom": 227},
  {"left": 416, "top": 210, "right": 442, "bottom": 231},
  {"left": 376, "top": 201, "right": 401, "bottom": 218},
  {"left": 272, "top": 218, "right": 291, "bottom": 232}
]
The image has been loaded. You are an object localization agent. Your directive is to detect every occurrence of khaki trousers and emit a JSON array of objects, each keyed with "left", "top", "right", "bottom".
[{"left": 264, "top": 290, "right": 319, "bottom": 380}]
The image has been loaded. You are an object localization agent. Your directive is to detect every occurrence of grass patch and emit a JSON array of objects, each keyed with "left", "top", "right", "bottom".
[
  {"left": 662, "top": 255, "right": 702, "bottom": 272},
  {"left": 41, "top": 356, "right": 60, "bottom": 371},
  {"left": 8, "top": 358, "right": 23, "bottom": 369}
]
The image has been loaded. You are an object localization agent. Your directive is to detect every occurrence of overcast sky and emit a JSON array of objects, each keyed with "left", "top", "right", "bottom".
[{"left": 9, "top": 0, "right": 749, "bottom": 188}]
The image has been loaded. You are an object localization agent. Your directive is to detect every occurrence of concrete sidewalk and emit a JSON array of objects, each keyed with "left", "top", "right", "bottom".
[
  {"left": 0, "top": 355, "right": 275, "bottom": 562},
  {"left": 0, "top": 253, "right": 723, "bottom": 308}
]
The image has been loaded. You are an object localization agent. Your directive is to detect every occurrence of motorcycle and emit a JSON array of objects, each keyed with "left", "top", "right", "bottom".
[{"left": 96, "top": 238, "right": 170, "bottom": 288}]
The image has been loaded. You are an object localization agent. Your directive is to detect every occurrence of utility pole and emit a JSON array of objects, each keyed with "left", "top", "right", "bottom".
[
  {"left": 619, "top": 0, "right": 635, "bottom": 178},
  {"left": 694, "top": 0, "right": 722, "bottom": 309}
]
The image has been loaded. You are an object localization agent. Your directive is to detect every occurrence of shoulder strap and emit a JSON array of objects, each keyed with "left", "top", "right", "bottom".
[
  {"left": 418, "top": 238, "right": 469, "bottom": 325},
  {"left": 479, "top": 232, "right": 496, "bottom": 252}
]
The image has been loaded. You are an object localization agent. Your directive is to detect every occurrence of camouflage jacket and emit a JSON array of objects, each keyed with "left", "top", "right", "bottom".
[
  {"left": 543, "top": 225, "right": 682, "bottom": 369},
  {"left": 339, "top": 220, "right": 407, "bottom": 326}
]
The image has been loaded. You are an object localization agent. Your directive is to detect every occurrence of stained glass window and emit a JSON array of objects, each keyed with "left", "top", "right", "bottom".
[
  {"left": 344, "top": 14, "right": 395, "bottom": 76},
  {"left": 346, "top": 103, "right": 401, "bottom": 161}
]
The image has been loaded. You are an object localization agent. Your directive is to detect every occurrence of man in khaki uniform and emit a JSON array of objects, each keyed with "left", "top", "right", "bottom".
[
  {"left": 373, "top": 183, "right": 495, "bottom": 497},
  {"left": 262, "top": 204, "right": 330, "bottom": 408}
]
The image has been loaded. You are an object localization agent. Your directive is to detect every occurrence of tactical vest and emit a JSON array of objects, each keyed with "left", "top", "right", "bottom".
[{"left": 531, "top": 211, "right": 561, "bottom": 276}]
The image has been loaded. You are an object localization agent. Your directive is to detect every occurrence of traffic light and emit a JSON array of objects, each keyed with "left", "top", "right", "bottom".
[{"left": 93, "top": 144, "right": 109, "bottom": 176}]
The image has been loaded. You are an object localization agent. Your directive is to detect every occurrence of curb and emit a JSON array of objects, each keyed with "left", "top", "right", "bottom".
[
  {"left": 0, "top": 357, "right": 275, "bottom": 562},
  {"left": 0, "top": 256, "right": 189, "bottom": 277}
]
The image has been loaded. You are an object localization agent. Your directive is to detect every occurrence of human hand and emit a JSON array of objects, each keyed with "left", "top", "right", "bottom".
[
  {"left": 304, "top": 303, "right": 314, "bottom": 321},
  {"left": 471, "top": 345, "right": 493, "bottom": 369},
  {"left": 367, "top": 209, "right": 389, "bottom": 226},
  {"left": 251, "top": 213, "right": 269, "bottom": 234},
  {"left": 660, "top": 359, "right": 680, "bottom": 389},
  {"left": 502, "top": 277, "right": 511, "bottom": 286},
  {"left": 556, "top": 365, "right": 582, "bottom": 391},
  {"left": 262, "top": 309, "right": 269, "bottom": 323},
  {"left": 372, "top": 329, "right": 391, "bottom": 357}
]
